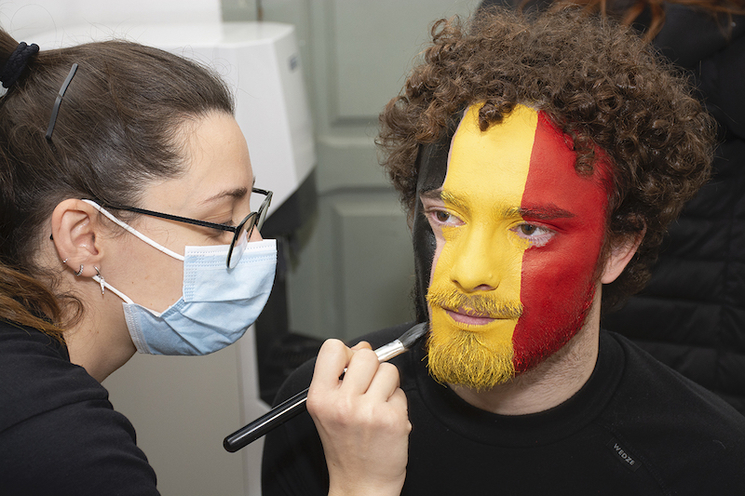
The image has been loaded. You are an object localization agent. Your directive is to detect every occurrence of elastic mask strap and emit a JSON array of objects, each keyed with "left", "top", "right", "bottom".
[
  {"left": 82, "top": 199, "right": 185, "bottom": 262},
  {"left": 92, "top": 274, "right": 135, "bottom": 304}
]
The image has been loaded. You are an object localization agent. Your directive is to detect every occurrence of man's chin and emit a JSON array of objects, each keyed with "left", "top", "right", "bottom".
[
  {"left": 425, "top": 327, "right": 517, "bottom": 391},
  {"left": 434, "top": 368, "right": 516, "bottom": 392}
]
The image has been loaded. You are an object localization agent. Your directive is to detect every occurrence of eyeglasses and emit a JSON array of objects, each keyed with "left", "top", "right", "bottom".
[{"left": 105, "top": 188, "right": 272, "bottom": 269}]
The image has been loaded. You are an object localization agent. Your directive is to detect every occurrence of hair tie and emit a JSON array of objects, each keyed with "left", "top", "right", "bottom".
[{"left": 0, "top": 42, "right": 40, "bottom": 96}]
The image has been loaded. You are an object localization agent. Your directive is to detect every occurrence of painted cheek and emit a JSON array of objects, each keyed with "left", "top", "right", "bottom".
[{"left": 512, "top": 113, "right": 609, "bottom": 371}]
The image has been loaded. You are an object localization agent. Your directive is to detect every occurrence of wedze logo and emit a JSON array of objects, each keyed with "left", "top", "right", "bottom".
[{"left": 607, "top": 438, "right": 641, "bottom": 472}]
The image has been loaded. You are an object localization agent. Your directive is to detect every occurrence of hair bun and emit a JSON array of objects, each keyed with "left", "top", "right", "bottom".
[{"left": 0, "top": 42, "right": 39, "bottom": 96}]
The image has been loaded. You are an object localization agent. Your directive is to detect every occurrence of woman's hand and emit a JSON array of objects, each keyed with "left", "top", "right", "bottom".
[{"left": 307, "top": 339, "right": 411, "bottom": 496}]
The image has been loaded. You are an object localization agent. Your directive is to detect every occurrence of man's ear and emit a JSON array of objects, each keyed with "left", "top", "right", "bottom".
[
  {"left": 51, "top": 199, "right": 103, "bottom": 278},
  {"left": 600, "top": 231, "right": 644, "bottom": 285}
]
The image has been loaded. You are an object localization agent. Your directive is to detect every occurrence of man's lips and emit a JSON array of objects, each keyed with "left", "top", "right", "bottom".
[{"left": 445, "top": 307, "right": 501, "bottom": 326}]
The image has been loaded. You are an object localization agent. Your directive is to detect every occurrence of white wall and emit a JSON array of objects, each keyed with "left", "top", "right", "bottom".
[{"left": 1, "top": 0, "right": 221, "bottom": 41}]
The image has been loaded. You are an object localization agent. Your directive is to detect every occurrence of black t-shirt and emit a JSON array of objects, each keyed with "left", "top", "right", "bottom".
[
  {"left": 0, "top": 320, "right": 159, "bottom": 495},
  {"left": 262, "top": 323, "right": 745, "bottom": 495}
]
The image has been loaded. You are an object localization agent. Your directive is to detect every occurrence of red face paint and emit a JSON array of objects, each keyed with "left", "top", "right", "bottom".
[{"left": 511, "top": 112, "right": 609, "bottom": 372}]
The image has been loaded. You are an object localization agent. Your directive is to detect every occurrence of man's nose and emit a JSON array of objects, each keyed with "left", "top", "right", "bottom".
[{"left": 449, "top": 227, "right": 507, "bottom": 293}]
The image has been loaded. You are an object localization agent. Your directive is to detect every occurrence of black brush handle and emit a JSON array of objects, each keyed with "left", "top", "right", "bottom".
[
  {"left": 223, "top": 322, "right": 427, "bottom": 453},
  {"left": 223, "top": 389, "right": 307, "bottom": 452}
]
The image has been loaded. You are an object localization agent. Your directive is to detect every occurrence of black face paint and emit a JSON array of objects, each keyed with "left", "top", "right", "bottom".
[{"left": 412, "top": 112, "right": 464, "bottom": 321}]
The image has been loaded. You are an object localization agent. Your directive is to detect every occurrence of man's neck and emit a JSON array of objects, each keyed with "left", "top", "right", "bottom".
[{"left": 449, "top": 308, "right": 601, "bottom": 416}]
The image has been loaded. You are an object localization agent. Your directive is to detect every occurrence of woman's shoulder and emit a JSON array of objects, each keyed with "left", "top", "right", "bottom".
[
  {"left": 0, "top": 321, "right": 106, "bottom": 431},
  {"left": 0, "top": 321, "right": 159, "bottom": 495}
]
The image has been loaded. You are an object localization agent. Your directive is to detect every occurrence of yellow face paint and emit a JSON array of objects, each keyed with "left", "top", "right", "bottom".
[{"left": 422, "top": 103, "right": 609, "bottom": 389}]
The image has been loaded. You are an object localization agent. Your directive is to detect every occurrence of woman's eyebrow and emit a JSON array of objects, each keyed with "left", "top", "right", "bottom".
[{"left": 201, "top": 187, "right": 249, "bottom": 205}]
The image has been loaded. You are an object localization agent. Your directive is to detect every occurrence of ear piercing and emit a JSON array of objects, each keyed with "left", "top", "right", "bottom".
[
  {"left": 63, "top": 258, "right": 104, "bottom": 295},
  {"left": 63, "top": 259, "right": 101, "bottom": 293},
  {"left": 94, "top": 266, "right": 105, "bottom": 295},
  {"left": 63, "top": 259, "right": 84, "bottom": 277}
]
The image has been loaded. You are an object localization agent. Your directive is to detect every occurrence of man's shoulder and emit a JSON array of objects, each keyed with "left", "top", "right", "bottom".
[
  {"left": 601, "top": 330, "right": 745, "bottom": 486},
  {"left": 608, "top": 330, "right": 743, "bottom": 414},
  {"left": 607, "top": 330, "right": 745, "bottom": 421}
]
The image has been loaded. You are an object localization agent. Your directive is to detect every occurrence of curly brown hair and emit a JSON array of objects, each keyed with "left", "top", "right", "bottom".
[{"left": 377, "top": 6, "right": 715, "bottom": 311}]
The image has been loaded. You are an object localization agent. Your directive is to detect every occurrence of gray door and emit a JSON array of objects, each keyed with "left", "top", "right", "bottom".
[{"left": 249, "top": 0, "right": 480, "bottom": 342}]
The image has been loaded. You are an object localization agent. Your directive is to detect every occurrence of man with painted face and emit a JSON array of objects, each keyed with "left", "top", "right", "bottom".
[
  {"left": 262, "top": 7, "right": 745, "bottom": 496},
  {"left": 422, "top": 103, "right": 615, "bottom": 394}
]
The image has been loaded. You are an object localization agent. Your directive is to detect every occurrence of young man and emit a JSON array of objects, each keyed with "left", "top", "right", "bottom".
[{"left": 262, "top": 8, "right": 745, "bottom": 496}]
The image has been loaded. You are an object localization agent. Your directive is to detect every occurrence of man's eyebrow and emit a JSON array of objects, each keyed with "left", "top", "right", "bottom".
[
  {"left": 420, "top": 189, "right": 443, "bottom": 201},
  {"left": 420, "top": 190, "right": 470, "bottom": 210},
  {"left": 420, "top": 191, "right": 575, "bottom": 220},
  {"left": 518, "top": 205, "right": 575, "bottom": 220}
]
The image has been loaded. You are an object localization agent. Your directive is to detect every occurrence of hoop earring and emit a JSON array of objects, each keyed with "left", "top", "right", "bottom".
[
  {"left": 75, "top": 264, "right": 84, "bottom": 277},
  {"left": 94, "top": 266, "right": 105, "bottom": 295}
]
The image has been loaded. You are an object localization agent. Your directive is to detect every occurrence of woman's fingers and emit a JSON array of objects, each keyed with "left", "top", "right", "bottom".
[
  {"left": 306, "top": 337, "right": 411, "bottom": 496},
  {"left": 366, "top": 362, "right": 402, "bottom": 402},
  {"left": 308, "top": 339, "right": 353, "bottom": 393},
  {"left": 338, "top": 347, "right": 382, "bottom": 395}
]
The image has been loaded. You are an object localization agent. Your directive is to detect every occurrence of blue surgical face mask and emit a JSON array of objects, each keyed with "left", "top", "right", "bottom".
[{"left": 86, "top": 200, "right": 277, "bottom": 356}]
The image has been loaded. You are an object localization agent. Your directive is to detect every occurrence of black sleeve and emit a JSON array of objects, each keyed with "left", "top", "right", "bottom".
[
  {"left": 0, "top": 398, "right": 159, "bottom": 496},
  {"left": 698, "top": 33, "right": 745, "bottom": 140},
  {"left": 261, "top": 358, "right": 330, "bottom": 496}
]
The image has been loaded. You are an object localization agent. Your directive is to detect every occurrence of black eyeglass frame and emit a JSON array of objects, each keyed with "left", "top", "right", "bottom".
[{"left": 104, "top": 187, "right": 272, "bottom": 268}]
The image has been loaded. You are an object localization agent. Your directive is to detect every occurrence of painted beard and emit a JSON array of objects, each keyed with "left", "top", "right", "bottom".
[{"left": 425, "top": 282, "right": 596, "bottom": 390}]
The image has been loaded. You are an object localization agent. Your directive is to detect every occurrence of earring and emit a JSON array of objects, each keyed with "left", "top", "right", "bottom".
[
  {"left": 62, "top": 258, "right": 68, "bottom": 265},
  {"left": 94, "top": 266, "right": 105, "bottom": 295},
  {"left": 75, "top": 264, "right": 84, "bottom": 277}
]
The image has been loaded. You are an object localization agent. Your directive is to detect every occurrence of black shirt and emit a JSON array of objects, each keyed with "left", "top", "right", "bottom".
[
  {"left": 263, "top": 323, "right": 745, "bottom": 495},
  {"left": 0, "top": 320, "right": 159, "bottom": 495}
]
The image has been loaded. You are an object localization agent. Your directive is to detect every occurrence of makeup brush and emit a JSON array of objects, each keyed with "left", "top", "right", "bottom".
[{"left": 223, "top": 322, "right": 428, "bottom": 452}]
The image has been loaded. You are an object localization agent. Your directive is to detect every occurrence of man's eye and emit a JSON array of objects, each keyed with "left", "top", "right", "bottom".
[
  {"left": 425, "top": 208, "right": 463, "bottom": 228},
  {"left": 513, "top": 223, "right": 554, "bottom": 247},
  {"left": 520, "top": 224, "right": 538, "bottom": 235},
  {"left": 435, "top": 211, "right": 451, "bottom": 223}
]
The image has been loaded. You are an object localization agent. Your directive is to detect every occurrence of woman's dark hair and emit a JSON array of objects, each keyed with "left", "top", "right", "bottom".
[
  {"left": 377, "top": 7, "right": 715, "bottom": 311},
  {"left": 0, "top": 29, "right": 234, "bottom": 339}
]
